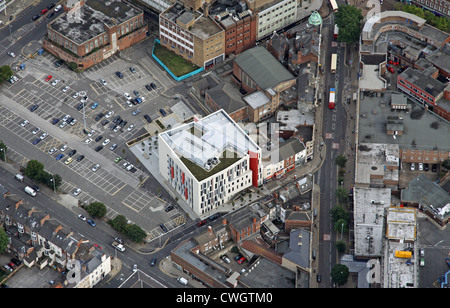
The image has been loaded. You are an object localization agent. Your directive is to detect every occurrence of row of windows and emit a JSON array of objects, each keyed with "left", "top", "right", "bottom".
[{"left": 398, "top": 78, "right": 434, "bottom": 103}]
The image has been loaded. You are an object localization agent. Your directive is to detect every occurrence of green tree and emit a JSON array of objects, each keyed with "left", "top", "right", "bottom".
[
  {"left": 24, "top": 160, "right": 45, "bottom": 181},
  {"left": 0, "top": 228, "right": 8, "bottom": 253},
  {"left": 334, "top": 218, "right": 348, "bottom": 234},
  {"left": 0, "top": 140, "right": 7, "bottom": 161},
  {"left": 335, "top": 241, "right": 347, "bottom": 254},
  {"left": 331, "top": 264, "right": 350, "bottom": 286},
  {"left": 336, "top": 187, "right": 349, "bottom": 204},
  {"left": 109, "top": 214, "right": 128, "bottom": 233},
  {"left": 86, "top": 202, "right": 107, "bottom": 218},
  {"left": 331, "top": 204, "right": 349, "bottom": 222},
  {"left": 0, "top": 65, "right": 13, "bottom": 84},
  {"left": 442, "top": 158, "right": 450, "bottom": 170},
  {"left": 335, "top": 5, "right": 364, "bottom": 44},
  {"left": 125, "top": 224, "right": 147, "bottom": 243},
  {"left": 335, "top": 154, "right": 347, "bottom": 168}
]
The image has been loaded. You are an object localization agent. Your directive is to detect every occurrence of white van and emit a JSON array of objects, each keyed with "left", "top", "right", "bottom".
[
  {"left": 24, "top": 186, "right": 36, "bottom": 197},
  {"left": 14, "top": 174, "right": 24, "bottom": 182},
  {"left": 177, "top": 277, "right": 188, "bottom": 286}
]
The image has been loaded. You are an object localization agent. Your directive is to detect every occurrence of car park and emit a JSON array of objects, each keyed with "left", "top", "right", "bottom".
[
  {"left": 21, "top": 120, "right": 29, "bottom": 127},
  {"left": 91, "top": 164, "right": 100, "bottom": 172}
]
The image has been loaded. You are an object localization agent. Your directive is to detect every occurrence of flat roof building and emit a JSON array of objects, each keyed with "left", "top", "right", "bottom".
[{"left": 158, "top": 110, "right": 262, "bottom": 216}]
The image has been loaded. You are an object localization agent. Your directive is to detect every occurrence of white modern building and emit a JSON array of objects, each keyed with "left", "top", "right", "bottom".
[
  {"left": 253, "top": 0, "right": 298, "bottom": 40},
  {"left": 158, "top": 110, "right": 262, "bottom": 216}
]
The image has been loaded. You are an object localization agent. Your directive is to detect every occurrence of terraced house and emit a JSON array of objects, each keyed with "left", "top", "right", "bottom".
[{"left": 43, "top": 0, "right": 148, "bottom": 70}]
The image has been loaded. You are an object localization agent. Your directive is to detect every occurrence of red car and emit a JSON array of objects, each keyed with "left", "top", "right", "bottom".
[
  {"left": 45, "top": 75, "right": 52, "bottom": 81},
  {"left": 41, "top": 9, "right": 48, "bottom": 15},
  {"left": 387, "top": 67, "right": 394, "bottom": 73},
  {"left": 237, "top": 256, "right": 246, "bottom": 264},
  {"left": 197, "top": 219, "right": 207, "bottom": 227}
]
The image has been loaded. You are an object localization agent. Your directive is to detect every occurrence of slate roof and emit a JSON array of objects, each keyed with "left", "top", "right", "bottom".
[{"left": 234, "top": 46, "right": 295, "bottom": 91}]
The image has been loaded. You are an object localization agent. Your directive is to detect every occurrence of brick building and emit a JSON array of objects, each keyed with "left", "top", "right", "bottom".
[{"left": 43, "top": 0, "right": 148, "bottom": 71}]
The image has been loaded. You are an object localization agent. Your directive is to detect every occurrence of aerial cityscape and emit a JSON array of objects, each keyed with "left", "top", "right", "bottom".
[{"left": 0, "top": 0, "right": 449, "bottom": 292}]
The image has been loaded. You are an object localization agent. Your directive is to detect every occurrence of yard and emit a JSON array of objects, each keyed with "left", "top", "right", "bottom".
[{"left": 153, "top": 42, "right": 200, "bottom": 77}]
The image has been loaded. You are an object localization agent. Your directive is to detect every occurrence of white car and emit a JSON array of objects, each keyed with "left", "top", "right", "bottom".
[
  {"left": 48, "top": 148, "right": 57, "bottom": 155},
  {"left": 124, "top": 93, "right": 132, "bottom": 100},
  {"left": 126, "top": 164, "right": 134, "bottom": 171},
  {"left": 32, "top": 127, "right": 41, "bottom": 134},
  {"left": 69, "top": 119, "right": 78, "bottom": 126},
  {"left": 39, "top": 132, "right": 48, "bottom": 140},
  {"left": 62, "top": 114, "right": 71, "bottom": 122},
  {"left": 20, "top": 120, "right": 29, "bottom": 127},
  {"left": 62, "top": 86, "right": 70, "bottom": 92},
  {"left": 91, "top": 164, "right": 100, "bottom": 172},
  {"left": 105, "top": 111, "right": 114, "bottom": 119},
  {"left": 85, "top": 138, "right": 93, "bottom": 144},
  {"left": 72, "top": 92, "right": 79, "bottom": 99},
  {"left": 100, "top": 79, "right": 107, "bottom": 86},
  {"left": 102, "top": 139, "right": 110, "bottom": 146},
  {"left": 60, "top": 144, "right": 68, "bottom": 152},
  {"left": 51, "top": 79, "right": 60, "bottom": 86},
  {"left": 87, "top": 130, "right": 95, "bottom": 137},
  {"left": 127, "top": 124, "right": 135, "bottom": 132},
  {"left": 59, "top": 121, "right": 67, "bottom": 128},
  {"left": 77, "top": 213, "right": 86, "bottom": 219},
  {"left": 8, "top": 51, "right": 15, "bottom": 58},
  {"left": 418, "top": 163, "right": 423, "bottom": 171},
  {"left": 113, "top": 125, "right": 120, "bottom": 132}
]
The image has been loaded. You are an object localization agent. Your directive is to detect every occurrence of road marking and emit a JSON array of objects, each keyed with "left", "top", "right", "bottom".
[{"left": 111, "top": 183, "right": 127, "bottom": 196}]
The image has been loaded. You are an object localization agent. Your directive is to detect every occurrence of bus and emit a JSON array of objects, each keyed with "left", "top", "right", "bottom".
[
  {"left": 331, "top": 53, "right": 337, "bottom": 73},
  {"left": 334, "top": 24, "right": 339, "bottom": 40},
  {"left": 329, "top": 0, "right": 338, "bottom": 12},
  {"left": 329, "top": 88, "right": 336, "bottom": 109}
]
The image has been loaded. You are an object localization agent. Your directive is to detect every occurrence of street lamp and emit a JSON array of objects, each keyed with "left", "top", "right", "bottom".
[
  {"left": 50, "top": 177, "right": 56, "bottom": 193},
  {"left": 0, "top": 148, "right": 5, "bottom": 161}
]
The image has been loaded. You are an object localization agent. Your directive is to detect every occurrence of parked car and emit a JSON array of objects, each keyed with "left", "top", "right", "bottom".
[
  {"left": 45, "top": 75, "right": 52, "bottom": 81},
  {"left": 150, "top": 82, "right": 157, "bottom": 90},
  {"left": 32, "top": 15, "right": 40, "bottom": 21},
  {"left": 129, "top": 67, "right": 136, "bottom": 74},
  {"left": 76, "top": 155, "right": 85, "bottom": 162},
  {"left": 73, "top": 189, "right": 82, "bottom": 196},
  {"left": 29, "top": 104, "right": 39, "bottom": 112},
  {"left": 115, "top": 71, "right": 123, "bottom": 78},
  {"left": 91, "top": 164, "right": 100, "bottom": 172},
  {"left": 432, "top": 164, "right": 437, "bottom": 172},
  {"left": 87, "top": 219, "right": 96, "bottom": 227},
  {"left": 7, "top": 51, "right": 15, "bottom": 58},
  {"left": 55, "top": 154, "right": 64, "bottom": 160}
]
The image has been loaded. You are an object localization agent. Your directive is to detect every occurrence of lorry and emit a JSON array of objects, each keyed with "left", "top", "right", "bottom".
[
  {"left": 112, "top": 241, "right": 125, "bottom": 252},
  {"left": 24, "top": 186, "right": 36, "bottom": 197},
  {"left": 395, "top": 250, "right": 412, "bottom": 258}
]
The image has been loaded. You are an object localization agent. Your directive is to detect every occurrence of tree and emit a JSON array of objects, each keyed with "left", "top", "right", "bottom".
[
  {"left": 0, "top": 228, "right": 8, "bottom": 254},
  {"left": 109, "top": 214, "right": 128, "bottom": 233},
  {"left": 0, "top": 140, "right": 7, "bottom": 161},
  {"left": 331, "top": 204, "right": 349, "bottom": 222},
  {"left": 442, "top": 158, "right": 450, "bottom": 171},
  {"left": 24, "top": 160, "right": 45, "bottom": 181},
  {"left": 0, "top": 65, "right": 13, "bottom": 84},
  {"left": 86, "top": 202, "right": 107, "bottom": 218},
  {"left": 125, "top": 224, "right": 147, "bottom": 243},
  {"left": 334, "top": 218, "right": 348, "bottom": 234},
  {"left": 331, "top": 264, "right": 349, "bottom": 286},
  {"left": 335, "top": 5, "right": 364, "bottom": 44},
  {"left": 335, "top": 241, "right": 347, "bottom": 254},
  {"left": 335, "top": 187, "right": 349, "bottom": 204},
  {"left": 335, "top": 154, "right": 347, "bottom": 168}
]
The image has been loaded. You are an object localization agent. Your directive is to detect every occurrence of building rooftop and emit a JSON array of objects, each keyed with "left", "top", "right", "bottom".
[
  {"left": 358, "top": 91, "right": 450, "bottom": 152},
  {"left": 399, "top": 67, "right": 446, "bottom": 99},
  {"left": 206, "top": 82, "right": 248, "bottom": 114},
  {"left": 356, "top": 143, "right": 399, "bottom": 186},
  {"left": 50, "top": 0, "right": 141, "bottom": 44},
  {"left": 353, "top": 187, "right": 392, "bottom": 258},
  {"left": 234, "top": 46, "right": 295, "bottom": 91},
  {"left": 386, "top": 207, "right": 417, "bottom": 241},
  {"left": 160, "top": 110, "right": 260, "bottom": 180}
]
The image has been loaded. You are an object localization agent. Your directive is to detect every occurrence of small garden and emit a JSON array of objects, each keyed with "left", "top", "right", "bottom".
[{"left": 153, "top": 42, "right": 200, "bottom": 78}]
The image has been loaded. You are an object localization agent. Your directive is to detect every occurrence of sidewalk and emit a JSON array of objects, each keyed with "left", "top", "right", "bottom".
[{"left": 0, "top": 0, "right": 35, "bottom": 28}]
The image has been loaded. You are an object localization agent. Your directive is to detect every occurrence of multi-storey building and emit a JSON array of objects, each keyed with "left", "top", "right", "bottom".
[
  {"left": 158, "top": 110, "right": 262, "bottom": 216},
  {"left": 215, "top": 10, "right": 258, "bottom": 56},
  {"left": 42, "top": 0, "right": 148, "bottom": 71},
  {"left": 159, "top": 4, "right": 225, "bottom": 68},
  {"left": 407, "top": 0, "right": 450, "bottom": 17},
  {"left": 247, "top": 0, "right": 298, "bottom": 40}
]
